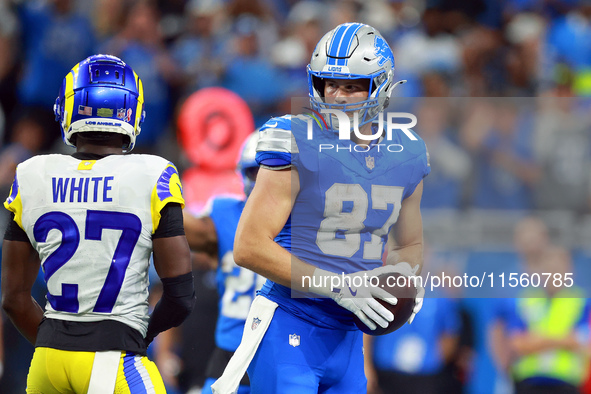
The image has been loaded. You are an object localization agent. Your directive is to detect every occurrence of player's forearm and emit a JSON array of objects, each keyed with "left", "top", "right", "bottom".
[
  {"left": 386, "top": 181, "right": 425, "bottom": 274},
  {"left": 2, "top": 295, "right": 44, "bottom": 345},
  {"left": 386, "top": 242, "right": 424, "bottom": 274},
  {"left": 234, "top": 232, "right": 316, "bottom": 291},
  {"left": 234, "top": 167, "right": 309, "bottom": 288},
  {"left": 182, "top": 214, "right": 217, "bottom": 256},
  {"left": 185, "top": 231, "right": 215, "bottom": 255},
  {"left": 145, "top": 272, "right": 195, "bottom": 346}
]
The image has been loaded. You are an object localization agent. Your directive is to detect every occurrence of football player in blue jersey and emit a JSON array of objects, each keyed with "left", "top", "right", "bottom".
[
  {"left": 182, "top": 132, "right": 262, "bottom": 394},
  {"left": 212, "top": 23, "right": 430, "bottom": 393},
  {"left": 1, "top": 55, "right": 195, "bottom": 393}
]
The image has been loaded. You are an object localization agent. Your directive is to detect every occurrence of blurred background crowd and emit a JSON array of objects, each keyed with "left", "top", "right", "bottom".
[
  {"left": 1, "top": 0, "right": 591, "bottom": 209},
  {"left": 1, "top": 0, "right": 591, "bottom": 393}
]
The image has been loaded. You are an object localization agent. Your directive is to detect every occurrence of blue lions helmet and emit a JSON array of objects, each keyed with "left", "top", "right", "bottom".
[
  {"left": 307, "top": 23, "right": 404, "bottom": 129},
  {"left": 237, "top": 131, "right": 259, "bottom": 197},
  {"left": 54, "top": 54, "right": 145, "bottom": 152}
]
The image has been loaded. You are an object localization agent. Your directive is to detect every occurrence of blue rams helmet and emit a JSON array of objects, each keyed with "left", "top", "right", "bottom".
[
  {"left": 54, "top": 54, "right": 145, "bottom": 151},
  {"left": 237, "top": 131, "right": 259, "bottom": 197},
  {"left": 307, "top": 23, "right": 404, "bottom": 129}
]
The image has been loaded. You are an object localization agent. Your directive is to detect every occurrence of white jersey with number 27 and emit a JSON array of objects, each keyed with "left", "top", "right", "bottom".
[{"left": 4, "top": 154, "right": 185, "bottom": 336}]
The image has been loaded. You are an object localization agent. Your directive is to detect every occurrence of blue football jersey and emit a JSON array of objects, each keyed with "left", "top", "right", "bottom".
[
  {"left": 208, "top": 197, "right": 265, "bottom": 351},
  {"left": 256, "top": 115, "right": 430, "bottom": 330}
]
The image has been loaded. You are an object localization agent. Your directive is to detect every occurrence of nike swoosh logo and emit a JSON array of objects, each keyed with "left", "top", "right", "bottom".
[
  {"left": 348, "top": 285, "right": 357, "bottom": 296},
  {"left": 267, "top": 122, "right": 278, "bottom": 128}
]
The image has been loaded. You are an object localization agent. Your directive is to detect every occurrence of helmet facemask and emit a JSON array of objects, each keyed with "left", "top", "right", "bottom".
[{"left": 308, "top": 69, "right": 394, "bottom": 131}]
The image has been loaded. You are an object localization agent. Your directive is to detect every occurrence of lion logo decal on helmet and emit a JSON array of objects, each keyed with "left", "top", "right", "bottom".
[{"left": 374, "top": 35, "right": 392, "bottom": 67}]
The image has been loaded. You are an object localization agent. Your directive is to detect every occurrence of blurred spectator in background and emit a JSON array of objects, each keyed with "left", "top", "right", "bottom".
[
  {"left": 364, "top": 296, "right": 461, "bottom": 394},
  {"left": 0, "top": 112, "right": 44, "bottom": 194},
  {"left": 16, "top": 0, "right": 96, "bottom": 147},
  {"left": 486, "top": 216, "right": 554, "bottom": 394},
  {"left": 461, "top": 24, "right": 507, "bottom": 96},
  {"left": 101, "top": 0, "right": 184, "bottom": 152},
  {"left": 220, "top": 13, "right": 287, "bottom": 125},
  {"left": 504, "top": 13, "right": 545, "bottom": 96},
  {"left": 418, "top": 100, "right": 471, "bottom": 210},
  {"left": 171, "top": 0, "right": 229, "bottom": 98},
  {"left": 270, "top": 1, "right": 326, "bottom": 99},
  {"left": 421, "top": 71, "right": 452, "bottom": 97},
  {"left": 508, "top": 246, "right": 590, "bottom": 394},
  {"left": 0, "top": 0, "right": 19, "bottom": 136},
  {"left": 225, "top": 0, "right": 278, "bottom": 57},
  {"left": 0, "top": 110, "right": 46, "bottom": 243},
  {"left": 542, "top": 2, "right": 591, "bottom": 96},
  {"left": 391, "top": 4, "right": 463, "bottom": 97},
  {"left": 533, "top": 90, "right": 591, "bottom": 213},
  {"left": 92, "top": 0, "right": 128, "bottom": 43},
  {"left": 327, "top": 0, "right": 359, "bottom": 30},
  {"left": 461, "top": 101, "right": 541, "bottom": 210},
  {"left": 514, "top": 216, "right": 551, "bottom": 272},
  {"left": 360, "top": 0, "right": 422, "bottom": 45}
]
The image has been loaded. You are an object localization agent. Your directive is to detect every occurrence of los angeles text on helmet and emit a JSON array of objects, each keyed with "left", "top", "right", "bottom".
[{"left": 306, "top": 109, "right": 418, "bottom": 153}]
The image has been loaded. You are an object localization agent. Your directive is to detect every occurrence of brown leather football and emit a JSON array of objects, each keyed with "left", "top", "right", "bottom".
[{"left": 353, "top": 272, "right": 417, "bottom": 335}]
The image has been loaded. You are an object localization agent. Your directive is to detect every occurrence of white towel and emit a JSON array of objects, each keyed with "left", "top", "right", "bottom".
[
  {"left": 211, "top": 295, "right": 278, "bottom": 394},
  {"left": 87, "top": 350, "right": 121, "bottom": 394}
]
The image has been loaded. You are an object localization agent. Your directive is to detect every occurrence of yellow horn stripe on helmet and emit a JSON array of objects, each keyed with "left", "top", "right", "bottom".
[
  {"left": 63, "top": 63, "right": 80, "bottom": 132},
  {"left": 133, "top": 71, "right": 144, "bottom": 135}
]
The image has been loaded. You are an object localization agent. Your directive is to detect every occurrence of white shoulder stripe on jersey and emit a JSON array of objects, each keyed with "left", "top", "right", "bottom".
[{"left": 258, "top": 128, "right": 299, "bottom": 153}]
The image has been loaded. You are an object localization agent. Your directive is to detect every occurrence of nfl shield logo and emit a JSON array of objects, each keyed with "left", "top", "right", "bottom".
[
  {"left": 365, "top": 156, "right": 375, "bottom": 170},
  {"left": 251, "top": 317, "right": 261, "bottom": 330},
  {"left": 289, "top": 333, "right": 300, "bottom": 347}
]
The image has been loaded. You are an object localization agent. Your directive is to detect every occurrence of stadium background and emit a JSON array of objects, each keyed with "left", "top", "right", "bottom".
[{"left": 0, "top": 0, "right": 591, "bottom": 393}]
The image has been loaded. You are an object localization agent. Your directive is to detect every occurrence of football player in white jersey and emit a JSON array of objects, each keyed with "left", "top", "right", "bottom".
[{"left": 1, "top": 54, "right": 195, "bottom": 394}]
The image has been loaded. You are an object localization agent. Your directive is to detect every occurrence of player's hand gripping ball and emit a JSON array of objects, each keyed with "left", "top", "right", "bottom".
[{"left": 353, "top": 271, "right": 417, "bottom": 335}]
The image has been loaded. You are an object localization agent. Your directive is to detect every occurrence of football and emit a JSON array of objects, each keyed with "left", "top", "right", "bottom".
[{"left": 353, "top": 272, "right": 417, "bottom": 335}]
